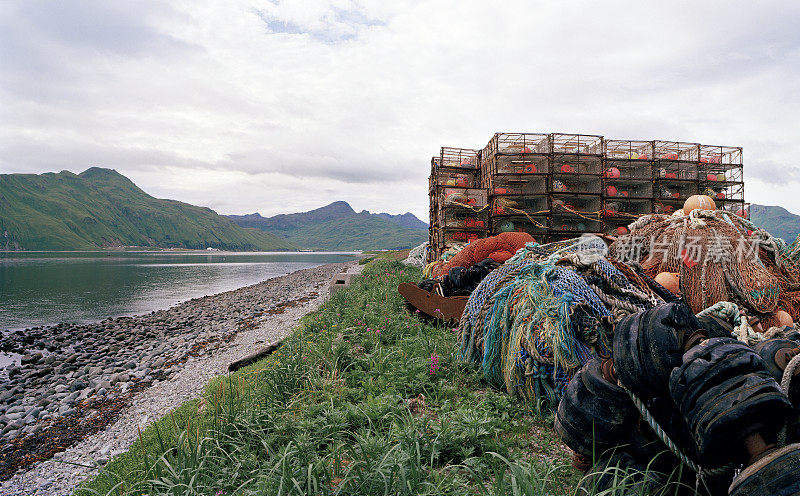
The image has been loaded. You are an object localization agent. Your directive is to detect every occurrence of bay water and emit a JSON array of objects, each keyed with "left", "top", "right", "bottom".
[{"left": 0, "top": 251, "right": 356, "bottom": 333}]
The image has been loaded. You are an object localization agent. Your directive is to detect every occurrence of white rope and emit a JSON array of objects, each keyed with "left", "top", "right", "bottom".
[{"left": 776, "top": 352, "right": 800, "bottom": 447}]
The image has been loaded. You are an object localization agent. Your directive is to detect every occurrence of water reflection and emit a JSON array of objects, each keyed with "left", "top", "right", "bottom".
[{"left": 0, "top": 251, "right": 355, "bottom": 330}]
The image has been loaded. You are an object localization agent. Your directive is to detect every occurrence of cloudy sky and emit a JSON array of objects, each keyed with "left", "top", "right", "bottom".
[{"left": 1, "top": 1, "right": 798, "bottom": 221}]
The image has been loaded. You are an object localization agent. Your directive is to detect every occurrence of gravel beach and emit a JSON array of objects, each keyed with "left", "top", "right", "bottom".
[{"left": 0, "top": 260, "right": 358, "bottom": 496}]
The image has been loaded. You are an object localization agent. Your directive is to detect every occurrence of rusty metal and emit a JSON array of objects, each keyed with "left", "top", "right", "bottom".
[
  {"left": 743, "top": 433, "right": 775, "bottom": 465},
  {"left": 683, "top": 330, "right": 709, "bottom": 353},
  {"left": 600, "top": 357, "right": 618, "bottom": 383},
  {"left": 398, "top": 282, "right": 467, "bottom": 322},
  {"left": 774, "top": 347, "right": 800, "bottom": 372}
]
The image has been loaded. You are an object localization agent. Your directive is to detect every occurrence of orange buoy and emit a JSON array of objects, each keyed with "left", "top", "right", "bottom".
[
  {"left": 774, "top": 310, "right": 794, "bottom": 328},
  {"left": 683, "top": 195, "right": 716, "bottom": 215},
  {"left": 654, "top": 272, "right": 680, "bottom": 294}
]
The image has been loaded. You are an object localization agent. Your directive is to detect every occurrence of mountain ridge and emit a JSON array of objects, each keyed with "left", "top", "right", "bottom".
[
  {"left": 750, "top": 204, "right": 800, "bottom": 242},
  {"left": 227, "top": 201, "right": 428, "bottom": 251},
  {"left": 0, "top": 168, "right": 295, "bottom": 251}
]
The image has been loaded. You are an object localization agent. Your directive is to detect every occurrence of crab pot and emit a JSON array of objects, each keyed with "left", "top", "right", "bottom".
[
  {"left": 439, "top": 146, "right": 480, "bottom": 169},
  {"left": 439, "top": 187, "right": 488, "bottom": 209},
  {"left": 654, "top": 140, "right": 700, "bottom": 162},
  {"left": 700, "top": 144, "right": 742, "bottom": 166},
  {"left": 551, "top": 133, "right": 604, "bottom": 155},
  {"left": 441, "top": 229, "right": 486, "bottom": 245},
  {"left": 488, "top": 153, "right": 549, "bottom": 175},
  {"left": 490, "top": 215, "right": 548, "bottom": 236},
  {"left": 432, "top": 169, "right": 480, "bottom": 188},
  {"left": 605, "top": 140, "right": 654, "bottom": 164},
  {"left": 485, "top": 133, "right": 551, "bottom": 156},
  {"left": 550, "top": 214, "right": 601, "bottom": 234},
  {"left": 603, "top": 198, "right": 652, "bottom": 223},
  {"left": 550, "top": 173, "right": 603, "bottom": 195},
  {"left": 551, "top": 194, "right": 601, "bottom": 216},
  {"left": 602, "top": 178, "right": 653, "bottom": 199},
  {"left": 490, "top": 175, "right": 548, "bottom": 197},
  {"left": 655, "top": 180, "right": 699, "bottom": 202},
  {"left": 441, "top": 206, "right": 489, "bottom": 230},
  {"left": 492, "top": 196, "right": 549, "bottom": 217}
]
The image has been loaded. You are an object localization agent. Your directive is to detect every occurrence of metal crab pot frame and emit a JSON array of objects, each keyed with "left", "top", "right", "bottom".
[{"left": 427, "top": 133, "right": 744, "bottom": 262}]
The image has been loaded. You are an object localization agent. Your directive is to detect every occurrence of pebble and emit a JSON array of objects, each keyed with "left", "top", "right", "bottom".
[{"left": 0, "top": 260, "right": 356, "bottom": 496}]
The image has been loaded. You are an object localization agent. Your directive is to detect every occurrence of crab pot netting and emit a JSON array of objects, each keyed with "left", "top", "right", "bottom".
[{"left": 609, "top": 211, "right": 800, "bottom": 329}]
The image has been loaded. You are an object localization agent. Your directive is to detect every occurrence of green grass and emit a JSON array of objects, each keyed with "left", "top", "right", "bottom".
[{"left": 74, "top": 259, "right": 583, "bottom": 495}]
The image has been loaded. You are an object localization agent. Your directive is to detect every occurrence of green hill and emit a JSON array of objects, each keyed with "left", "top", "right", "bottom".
[
  {"left": 750, "top": 204, "right": 800, "bottom": 242},
  {"left": 228, "top": 202, "right": 428, "bottom": 251},
  {"left": 0, "top": 168, "right": 296, "bottom": 251}
]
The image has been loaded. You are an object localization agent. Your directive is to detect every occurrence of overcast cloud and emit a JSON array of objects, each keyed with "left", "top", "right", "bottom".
[{"left": 1, "top": 0, "right": 798, "bottom": 220}]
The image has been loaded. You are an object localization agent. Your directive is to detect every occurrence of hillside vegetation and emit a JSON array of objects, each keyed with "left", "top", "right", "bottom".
[
  {"left": 228, "top": 201, "right": 428, "bottom": 251},
  {"left": 750, "top": 204, "right": 800, "bottom": 242},
  {"left": 0, "top": 168, "right": 295, "bottom": 251}
]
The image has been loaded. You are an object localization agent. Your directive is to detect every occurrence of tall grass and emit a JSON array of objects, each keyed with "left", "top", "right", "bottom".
[{"left": 76, "top": 260, "right": 661, "bottom": 495}]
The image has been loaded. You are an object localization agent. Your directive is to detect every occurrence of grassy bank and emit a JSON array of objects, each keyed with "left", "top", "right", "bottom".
[{"left": 76, "top": 259, "right": 578, "bottom": 495}]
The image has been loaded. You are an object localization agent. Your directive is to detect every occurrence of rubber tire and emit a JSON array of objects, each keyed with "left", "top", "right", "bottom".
[
  {"left": 613, "top": 310, "right": 650, "bottom": 399},
  {"left": 614, "top": 302, "right": 701, "bottom": 399},
  {"left": 696, "top": 314, "right": 735, "bottom": 339},
  {"left": 555, "top": 361, "right": 637, "bottom": 458},
  {"left": 636, "top": 302, "right": 703, "bottom": 393},
  {"left": 785, "top": 329, "right": 800, "bottom": 344},
  {"left": 679, "top": 373, "right": 792, "bottom": 467},
  {"left": 670, "top": 338, "right": 766, "bottom": 414},
  {"left": 729, "top": 443, "right": 800, "bottom": 496},
  {"left": 753, "top": 339, "right": 800, "bottom": 401}
]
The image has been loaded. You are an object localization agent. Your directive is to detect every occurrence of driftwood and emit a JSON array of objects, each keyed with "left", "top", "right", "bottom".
[{"left": 228, "top": 339, "right": 284, "bottom": 372}]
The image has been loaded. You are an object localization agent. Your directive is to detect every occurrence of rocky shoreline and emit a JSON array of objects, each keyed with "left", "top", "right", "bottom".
[{"left": 0, "top": 260, "right": 357, "bottom": 495}]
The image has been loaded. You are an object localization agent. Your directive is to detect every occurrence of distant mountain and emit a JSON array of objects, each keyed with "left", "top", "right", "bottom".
[
  {"left": 0, "top": 168, "right": 296, "bottom": 251},
  {"left": 373, "top": 211, "right": 428, "bottom": 230},
  {"left": 227, "top": 201, "right": 428, "bottom": 251},
  {"left": 750, "top": 204, "right": 800, "bottom": 242}
]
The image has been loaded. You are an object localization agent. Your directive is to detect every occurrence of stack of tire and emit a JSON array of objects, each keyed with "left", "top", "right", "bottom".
[{"left": 554, "top": 301, "right": 800, "bottom": 495}]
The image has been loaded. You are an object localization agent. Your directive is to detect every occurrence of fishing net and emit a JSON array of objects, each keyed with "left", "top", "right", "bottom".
[
  {"left": 609, "top": 210, "right": 800, "bottom": 328},
  {"left": 458, "top": 235, "right": 666, "bottom": 405}
]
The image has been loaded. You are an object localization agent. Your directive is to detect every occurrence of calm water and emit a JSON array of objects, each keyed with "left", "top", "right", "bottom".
[{"left": 0, "top": 251, "right": 356, "bottom": 331}]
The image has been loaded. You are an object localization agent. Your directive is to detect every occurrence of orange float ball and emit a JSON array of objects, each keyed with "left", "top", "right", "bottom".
[
  {"left": 654, "top": 272, "right": 681, "bottom": 294},
  {"left": 616, "top": 226, "right": 629, "bottom": 235},
  {"left": 774, "top": 310, "right": 794, "bottom": 328},
  {"left": 683, "top": 195, "right": 716, "bottom": 215}
]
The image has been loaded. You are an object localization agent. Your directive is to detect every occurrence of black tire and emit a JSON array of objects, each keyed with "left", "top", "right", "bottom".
[
  {"left": 614, "top": 302, "right": 701, "bottom": 399},
  {"left": 785, "top": 329, "right": 800, "bottom": 344},
  {"left": 753, "top": 339, "right": 800, "bottom": 402},
  {"left": 670, "top": 338, "right": 766, "bottom": 413},
  {"left": 555, "top": 361, "right": 638, "bottom": 458},
  {"left": 637, "top": 302, "right": 703, "bottom": 392},
  {"left": 729, "top": 443, "right": 800, "bottom": 496},
  {"left": 678, "top": 373, "right": 792, "bottom": 466},
  {"left": 613, "top": 311, "right": 649, "bottom": 398},
  {"left": 696, "top": 314, "right": 735, "bottom": 339}
]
